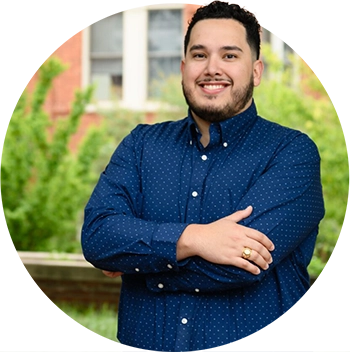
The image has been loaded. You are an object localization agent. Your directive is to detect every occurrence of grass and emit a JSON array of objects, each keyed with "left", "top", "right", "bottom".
[{"left": 56, "top": 302, "right": 119, "bottom": 342}]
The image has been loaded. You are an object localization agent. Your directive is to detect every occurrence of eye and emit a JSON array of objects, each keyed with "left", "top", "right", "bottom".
[
  {"left": 193, "top": 53, "right": 206, "bottom": 59},
  {"left": 224, "top": 53, "right": 237, "bottom": 59}
]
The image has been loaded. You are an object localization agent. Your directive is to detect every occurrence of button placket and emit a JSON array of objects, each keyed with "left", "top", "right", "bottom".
[{"left": 186, "top": 139, "right": 212, "bottom": 223}]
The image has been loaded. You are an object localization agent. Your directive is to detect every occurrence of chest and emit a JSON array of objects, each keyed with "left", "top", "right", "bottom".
[{"left": 138, "top": 136, "right": 275, "bottom": 224}]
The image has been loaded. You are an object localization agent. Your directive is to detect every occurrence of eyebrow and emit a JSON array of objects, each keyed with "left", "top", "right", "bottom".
[{"left": 189, "top": 44, "right": 243, "bottom": 53}]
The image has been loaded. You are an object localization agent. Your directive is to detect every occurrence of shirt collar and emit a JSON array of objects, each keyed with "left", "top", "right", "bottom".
[{"left": 187, "top": 100, "right": 258, "bottom": 148}]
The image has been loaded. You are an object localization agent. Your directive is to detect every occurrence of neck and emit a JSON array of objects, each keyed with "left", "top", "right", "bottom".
[
  {"left": 190, "top": 99, "right": 254, "bottom": 147},
  {"left": 192, "top": 113, "right": 211, "bottom": 147}
]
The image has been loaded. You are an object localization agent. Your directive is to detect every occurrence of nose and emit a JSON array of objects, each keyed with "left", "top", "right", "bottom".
[{"left": 204, "top": 55, "right": 223, "bottom": 77}]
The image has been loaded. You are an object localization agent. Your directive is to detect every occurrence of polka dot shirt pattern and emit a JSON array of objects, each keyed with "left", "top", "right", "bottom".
[{"left": 82, "top": 102, "right": 325, "bottom": 351}]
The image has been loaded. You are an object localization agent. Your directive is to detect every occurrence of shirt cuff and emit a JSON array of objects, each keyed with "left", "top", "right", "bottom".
[{"left": 150, "top": 222, "right": 189, "bottom": 272}]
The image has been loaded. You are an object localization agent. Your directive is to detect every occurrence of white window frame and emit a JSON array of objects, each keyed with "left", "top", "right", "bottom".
[
  {"left": 82, "top": 4, "right": 184, "bottom": 112},
  {"left": 146, "top": 7, "right": 185, "bottom": 100},
  {"left": 82, "top": 14, "right": 123, "bottom": 111}
]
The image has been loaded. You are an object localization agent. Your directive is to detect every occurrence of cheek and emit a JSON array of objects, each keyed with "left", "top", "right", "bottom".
[
  {"left": 183, "top": 63, "right": 202, "bottom": 82},
  {"left": 231, "top": 67, "right": 253, "bottom": 86},
  {"left": 182, "top": 73, "right": 195, "bottom": 89}
]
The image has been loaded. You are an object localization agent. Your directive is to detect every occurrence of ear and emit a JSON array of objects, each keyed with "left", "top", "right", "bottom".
[
  {"left": 253, "top": 59, "right": 264, "bottom": 87},
  {"left": 180, "top": 58, "right": 185, "bottom": 76}
]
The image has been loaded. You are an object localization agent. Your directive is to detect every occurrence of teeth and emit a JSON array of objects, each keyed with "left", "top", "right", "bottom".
[{"left": 203, "top": 84, "right": 225, "bottom": 90}]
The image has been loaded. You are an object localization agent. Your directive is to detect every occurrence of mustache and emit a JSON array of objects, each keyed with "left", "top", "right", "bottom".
[{"left": 196, "top": 77, "right": 233, "bottom": 84}]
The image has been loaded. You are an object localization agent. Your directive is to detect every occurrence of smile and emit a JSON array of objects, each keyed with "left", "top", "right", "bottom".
[
  {"left": 203, "top": 84, "right": 226, "bottom": 90},
  {"left": 199, "top": 82, "right": 230, "bottom": 94}
]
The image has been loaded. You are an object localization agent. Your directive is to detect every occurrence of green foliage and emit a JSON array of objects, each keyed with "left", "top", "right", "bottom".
[
  {"left": 150, "top": 73, "right": 188, "bottom": 114},
  {"left": 152, "top": 44, "right": 348, "bottom": 278},
  {"left": 91, "top": 108, "right": 145, "bottom": 174},
  {"left": 56, "top": 302, "right": 118, "bottom": 342},
  {"left": 1, "top": 57, "right": 104, "bottom": 252}
]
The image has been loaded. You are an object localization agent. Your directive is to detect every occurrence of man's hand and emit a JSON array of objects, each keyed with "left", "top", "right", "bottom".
[
  {"left": 176, "top": 206, "right": 274, "bottom": 275},
  {"left": 102, "top": 270, "right": 123, "bottom": 278}
]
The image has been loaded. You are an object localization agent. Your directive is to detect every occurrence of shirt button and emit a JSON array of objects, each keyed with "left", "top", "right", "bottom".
[
  {"left": 135, "top": 268, "right": 140, "bottom": 272},
  {"left": 201, "top": 155, "right": 208, "bottom": 161},
  {"left": 181, "top": 318, "right": 188, "bottom": 325},
  {"left": 223, "top": 142, "right": 228, "bottom": 147},
  {"left": 167, "top": 264, "right": 173, "bottom": 269},
  {"left": 195, "top": 288, "right": 200, "bottom": 293},
  {"left": 158, "top": 283, "right": 164, "bottom": 289},
  {"left": 192, "top": 191, "right": 198, "bottom": 198}
]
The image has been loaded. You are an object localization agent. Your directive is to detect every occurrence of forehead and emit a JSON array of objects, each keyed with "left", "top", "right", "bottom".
[{"left": 189, "top": 18, "right": 248, "bottom": 49}]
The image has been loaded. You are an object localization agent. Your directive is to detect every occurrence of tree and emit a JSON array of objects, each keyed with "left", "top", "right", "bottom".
[{"left": 1, "top": 57, "right": 104, "bottom": 252}]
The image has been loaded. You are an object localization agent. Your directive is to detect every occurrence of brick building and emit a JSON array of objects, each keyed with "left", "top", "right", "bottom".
[{"left": 27, "top": 4, "right": 292, "bottom": 144}]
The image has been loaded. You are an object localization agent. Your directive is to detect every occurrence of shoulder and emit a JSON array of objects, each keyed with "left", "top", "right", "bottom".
[
  {"left": 254, "top": 116, "right": 320, "bottom": 162},
  {"left": 112, "top": 117, "right": 188, "bottom": 159},
  {"left": 255, "top": 115, "right": 299, "bottom": 137},
  {"left": 131, "top": 117, "right": 187, "bottom": 138},
  {"left": 128, "top": 118, "right": 189, "bottom": 148},
  {"left": 256, "top": 115, "right": 316, "bottom": 145}
]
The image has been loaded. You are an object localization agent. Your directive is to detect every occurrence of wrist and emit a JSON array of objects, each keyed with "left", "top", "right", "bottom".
[{"left": 176, "top": 224, "right": 203, "bottom": 261}]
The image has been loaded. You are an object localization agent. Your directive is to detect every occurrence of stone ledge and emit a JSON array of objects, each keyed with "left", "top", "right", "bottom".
[
  {"left": 18, "top": 251, "right": 121, "bottom": 283},
  {"left": 17, "top": 252, "right": 350, "bottom": 296}
]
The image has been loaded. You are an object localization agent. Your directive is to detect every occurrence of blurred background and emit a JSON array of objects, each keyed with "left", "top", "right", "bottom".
[{"left": 1, "top": 3, "right": 348, "bottom": 342}]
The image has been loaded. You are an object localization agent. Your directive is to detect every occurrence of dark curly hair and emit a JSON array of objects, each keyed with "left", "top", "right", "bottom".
[{"left": 184, "top": 1, "right": 261, "bottom": 60}]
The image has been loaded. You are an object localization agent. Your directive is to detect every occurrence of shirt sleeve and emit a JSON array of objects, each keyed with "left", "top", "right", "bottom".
[
  {"left": 145, "top": 132, "right": 325, "bottom": 293},
  {"left": 81, "top": 126, "right": 188, "bottom": 274}
]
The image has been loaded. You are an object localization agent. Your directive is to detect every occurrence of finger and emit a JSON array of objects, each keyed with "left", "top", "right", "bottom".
[
  {"left": 232, "top": 257, "right": 261, "bottom": 275},
  {"left": 246, "top": 239, "right": 273, "bottom": 264},
  {"left": 227, "top": 205, "right": 253, "bottom": 223},
  {"left": 244, "top": 247, "right": 271, "bottom": 270},
  {"left": 112, "top": 272, "right": 123, "bottom": 277},
  {"left": 246, "top": 227, "right": 275, "bottom": 251},
  {"left": 102, "top": 270, "right": 113, "bottom": 277},
  {"left": 102, "top": 270, "right": 123, "bottom": 278}
]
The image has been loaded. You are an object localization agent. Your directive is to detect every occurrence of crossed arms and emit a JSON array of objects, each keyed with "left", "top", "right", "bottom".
[{"left": 82, "top": 127, "right": 324, "bottom": 292}]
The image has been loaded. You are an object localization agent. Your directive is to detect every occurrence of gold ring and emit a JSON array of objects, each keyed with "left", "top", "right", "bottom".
[{"left": 242, "top": 247, "right": 252, "bottom": 259}]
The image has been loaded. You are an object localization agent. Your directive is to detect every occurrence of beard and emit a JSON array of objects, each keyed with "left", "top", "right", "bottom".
[{"left": 182, "top": 76, "right": 254, "bottom": 123}]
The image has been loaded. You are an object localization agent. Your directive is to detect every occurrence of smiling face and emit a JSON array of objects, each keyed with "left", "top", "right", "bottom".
[{"left": 181, "top": 18, "right": 264, "bottom": 123}]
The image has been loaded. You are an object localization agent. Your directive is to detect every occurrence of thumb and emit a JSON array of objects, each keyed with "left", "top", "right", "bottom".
[{"left": 227, "top": 205, "right": 253, "bottom": 223}]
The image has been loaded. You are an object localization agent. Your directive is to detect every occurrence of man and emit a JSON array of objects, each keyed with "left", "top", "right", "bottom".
[{"left": 81, "top": 1, "right": 325, "bottom": 351}]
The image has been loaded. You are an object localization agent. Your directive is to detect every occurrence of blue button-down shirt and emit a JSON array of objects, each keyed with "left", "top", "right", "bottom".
[{"left": 82, "top": 102, "right": 324, "bottom": 351}]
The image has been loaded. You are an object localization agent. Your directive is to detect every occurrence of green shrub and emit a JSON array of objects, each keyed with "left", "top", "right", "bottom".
[
  {"left": 56, "top": 302, "right": 118, "bottom": 341},
  {"left": 1, "top": 57, "right": 104, "bottom": 252},
  {"left": 91, "top": 108, "right": 144, "bottom": 173}
]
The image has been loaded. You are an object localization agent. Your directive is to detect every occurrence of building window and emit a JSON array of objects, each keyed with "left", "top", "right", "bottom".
[
  {"left": 90, "top": 12, "right": 123, "bottom": 101},
  {"left": 283, "top": 42, "right": 294, "bottom": 65},
  {"left": 148, "top": 9, "right": 182, "bottom": 97},
  {"left": 262, "top": 28, "right": 294, "bottom": 67},
  {"left": 261, "top": 27, "right": 271, "bottom": 46}
]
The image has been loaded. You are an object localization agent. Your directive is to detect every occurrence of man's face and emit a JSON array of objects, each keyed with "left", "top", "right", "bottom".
[{"left": 181, "top": 19, "right": 263, "bottom": 123}]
